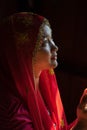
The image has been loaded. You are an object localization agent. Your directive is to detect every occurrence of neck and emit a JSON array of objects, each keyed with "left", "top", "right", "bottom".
[
  {"left": 34, "top": 76, "right": 39, "bottom": 91},
  {"left": 33, "top": 66, "right": 41, "bottom": 91}
]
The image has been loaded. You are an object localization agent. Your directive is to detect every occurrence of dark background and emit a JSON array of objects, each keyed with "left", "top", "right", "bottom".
[{"left": 1, "top": 0, "right": 87, "bottom": 124}]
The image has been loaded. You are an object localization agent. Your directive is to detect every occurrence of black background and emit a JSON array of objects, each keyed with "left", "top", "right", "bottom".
[{"left": 0, "top": 0, "right": 87, "bottom": 123}]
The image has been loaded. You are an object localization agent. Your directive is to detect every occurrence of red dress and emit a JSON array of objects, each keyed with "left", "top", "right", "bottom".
[
  {"left": 0, "top": 12, "right": 75, "bottom": 130},
  {"left": 0, "top": 86, "right": 33, "bottom": 130}
]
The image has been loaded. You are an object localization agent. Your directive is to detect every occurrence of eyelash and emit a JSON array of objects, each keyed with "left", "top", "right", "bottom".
[
  {"left": 44, "top": 39, "right": 49, "bottom": 43},
  {"left": 40, "top": 37, "right": 54, "bottom": 48},
  {"left": 41, "top": 42, "right": 48, "bottom": 47}
]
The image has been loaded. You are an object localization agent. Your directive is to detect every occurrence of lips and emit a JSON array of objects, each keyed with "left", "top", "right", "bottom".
[
  {"left": 51, "top": 54, "right": 57, "bottom": 60},
  {"left": 51, "top": 56, "right": 57, "bottom": 60}
]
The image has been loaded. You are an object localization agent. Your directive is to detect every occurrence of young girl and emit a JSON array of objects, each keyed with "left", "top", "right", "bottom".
[{"left": 0, "top": 12, "right": 76, "bottom": 130}]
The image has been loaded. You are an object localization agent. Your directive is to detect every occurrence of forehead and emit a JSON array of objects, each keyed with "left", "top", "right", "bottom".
[{"left": 42, "top": 25, "right": 52, "bottom": 37}]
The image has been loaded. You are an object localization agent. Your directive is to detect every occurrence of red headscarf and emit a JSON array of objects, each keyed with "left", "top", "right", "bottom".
[{"left": 0, "top": 12, "right": 68, "bottom": 130}]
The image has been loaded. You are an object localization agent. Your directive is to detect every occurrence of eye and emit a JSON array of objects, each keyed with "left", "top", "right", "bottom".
[
  {"left": 40, "top": 37, "right": 49, "bottom": 47},
  {"left": 43, "top": 37, "right": 48, "bottom": 43}
]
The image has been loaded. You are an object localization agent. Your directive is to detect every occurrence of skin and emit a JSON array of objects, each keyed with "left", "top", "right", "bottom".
[
  {"left": 32, "top": 25, "right": 58, "bottom": 90},
  {"left": 72, "top": 89, "right": 87, "bottom": 130}
]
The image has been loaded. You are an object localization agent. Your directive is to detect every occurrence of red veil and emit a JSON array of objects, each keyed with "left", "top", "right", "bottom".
[{"left": 0, "top": 12, "right": 70, "bottom": 130}]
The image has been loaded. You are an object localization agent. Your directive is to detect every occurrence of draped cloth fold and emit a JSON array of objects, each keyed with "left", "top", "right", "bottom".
[{"left": 0, "top": 12, "right": 74, "bottom": 130}]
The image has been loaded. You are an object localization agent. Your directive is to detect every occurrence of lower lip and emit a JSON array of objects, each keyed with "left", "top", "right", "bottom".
[{"left": 51, "top": 57, "right": 57, "bottom": 60}]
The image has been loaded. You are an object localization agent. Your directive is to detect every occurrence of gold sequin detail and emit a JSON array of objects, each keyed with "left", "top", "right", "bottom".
[
  {"left": 9, "top": 14, "right": 34, "bottom": 49},
  {"left": 15, "top": 32, "right": 29, "bottom": 47},
  {"left": 49, "top": 69, "right": 54, "bottom": 75},
  {"left": 60, "top": 119, "right": 64, "bottom": 128},
  {"left": 15, "top": 14, "right": 34, "bottom": 27}
]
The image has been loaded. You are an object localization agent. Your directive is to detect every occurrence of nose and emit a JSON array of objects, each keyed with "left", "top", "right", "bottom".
[{"left": 51, "top": 41, "right": 58, "bottom": 52}]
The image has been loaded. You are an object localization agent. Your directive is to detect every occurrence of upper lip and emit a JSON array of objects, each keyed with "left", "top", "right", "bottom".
[{"left": 51, "top": 53, "right": 57, "bottom": 59}]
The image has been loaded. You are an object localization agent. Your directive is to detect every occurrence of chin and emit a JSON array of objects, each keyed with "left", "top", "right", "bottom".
[{"left": 50, "top": 60, "right": 58, "bottom": 69}]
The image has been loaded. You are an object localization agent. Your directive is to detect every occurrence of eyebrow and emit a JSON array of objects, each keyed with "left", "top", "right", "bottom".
[{"left": 43, "top": 32, "right": 52, "bottom": 38}]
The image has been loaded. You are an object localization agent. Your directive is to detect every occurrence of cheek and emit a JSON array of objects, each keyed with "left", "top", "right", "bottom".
[
  {"left": 34, "top": 47, "right": 52, "bottom": 69},
  {"left": 36, "top": 51, "right": 51, "bottom": 69},
  {"left": 42, "top": 48, "right": 51, "bottom": 58}
]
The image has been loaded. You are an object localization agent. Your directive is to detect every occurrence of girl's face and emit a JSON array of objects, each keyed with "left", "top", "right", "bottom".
[{"left": 33, "top": 25, "right": 58, "bottom": 71}]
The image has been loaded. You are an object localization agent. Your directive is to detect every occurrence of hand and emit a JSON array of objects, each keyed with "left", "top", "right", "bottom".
[
  {"left": 72, "top": 88, "right": 87, "bottom": 130},
  {"left": 77, "top": 88, "right": 87, "bottom": 120}
]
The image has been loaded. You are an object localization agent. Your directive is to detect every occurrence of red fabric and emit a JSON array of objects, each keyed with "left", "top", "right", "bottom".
[
  {"left": 0, "top": 12, "right": 74, "bottom": 130},
  {"left": 39, "top": 70, "right": 68, "bottom": 130},
  {"left": 0, "top": 91, "right": 33, "bottom": 130}
]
